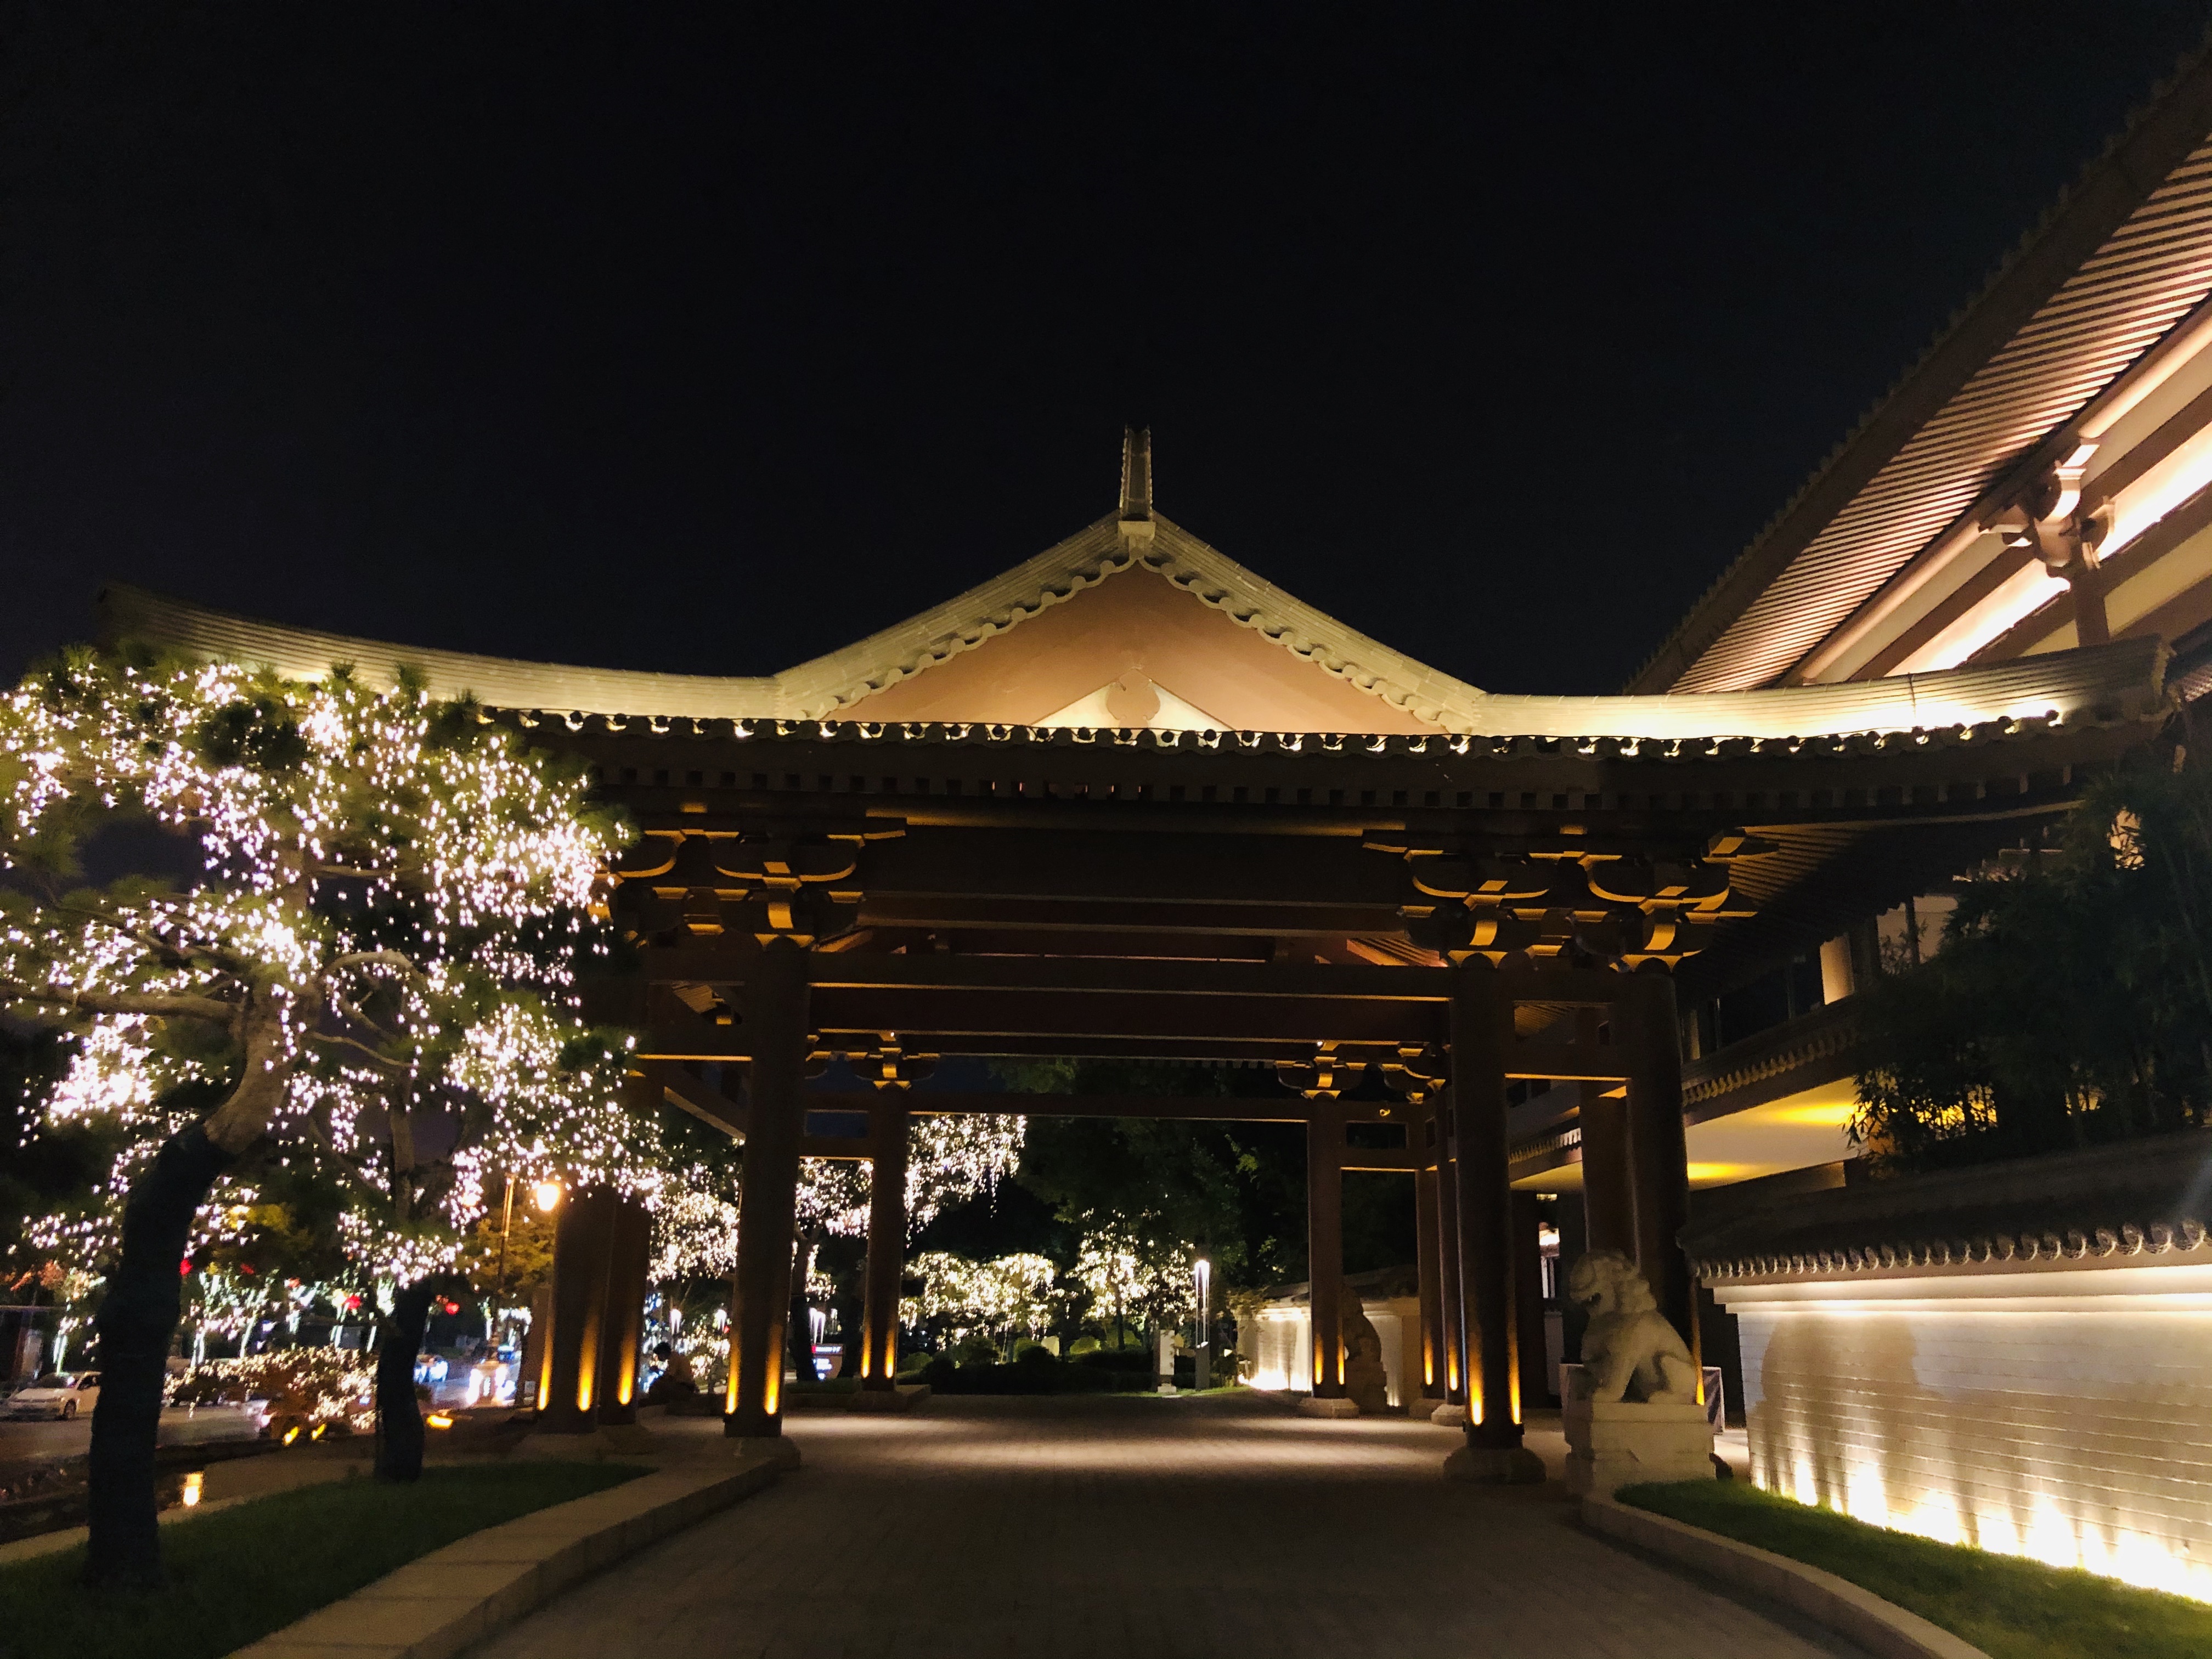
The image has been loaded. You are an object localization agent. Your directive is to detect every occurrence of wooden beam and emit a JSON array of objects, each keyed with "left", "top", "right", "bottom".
[
  {"left": 899, "top": 1091, "right": 1393, "bottom": 1124},
  {"left": 641, "top": 1061, "right": 744, "bottom": 1139}
]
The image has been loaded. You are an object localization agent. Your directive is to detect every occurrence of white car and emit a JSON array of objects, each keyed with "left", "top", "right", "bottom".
[{"left": 7, "top": 1372, "right": 102, "bottom": 1420}]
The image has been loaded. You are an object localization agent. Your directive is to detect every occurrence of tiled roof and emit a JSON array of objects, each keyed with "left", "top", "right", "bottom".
[
  {"left": 1634, "top": 47, "right": 2212, "bottom": 694},
  {"left": 1688, "top": 1129, "right": 2212, "bottom": 1281},
  {"left": 100, "top": 579, "right": 2171, "bottom": 742}
]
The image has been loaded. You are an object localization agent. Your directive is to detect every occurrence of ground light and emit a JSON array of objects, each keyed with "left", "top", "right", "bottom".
[
  {"left": 425, "top": 1412, "right": 455, "bottom": 1429},
  {"left": 180, "top": 1471, "right": 202, "bottom": 1507}
]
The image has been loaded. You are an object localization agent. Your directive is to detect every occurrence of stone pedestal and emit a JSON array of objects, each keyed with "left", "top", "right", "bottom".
[
  {"left": 848, "top": 1384, "right": 931, "bottom": 1413},
  {"left": 1344, "top": 1354, "right": 1390, "bottom": 1415},
  {"left": 1443, "top": 1441, "right": 1545, "bottom": 1484},
  {"left": 1429, "top": 1401, "right": 1465, "bottom": 1427},
  {"left": 1297, "top": 1395, "right": 1360, "bottom": 1418},
  {"left": 1563, "top": 1398, "right": 1714, "bottom": 1497}
]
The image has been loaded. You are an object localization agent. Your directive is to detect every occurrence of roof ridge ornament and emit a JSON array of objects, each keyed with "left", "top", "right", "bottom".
[{"left": 1118, "top": 425, "right": 1155, "bottom": 543}]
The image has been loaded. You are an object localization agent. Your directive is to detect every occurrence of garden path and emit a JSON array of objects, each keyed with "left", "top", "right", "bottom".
[{"left": 473, "top": 1394, "right": 1868, "bottom": 1659}]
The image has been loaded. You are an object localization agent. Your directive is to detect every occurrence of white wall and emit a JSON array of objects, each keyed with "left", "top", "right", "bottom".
[{"left": 1716, "top": 1259, "right": 2212, "bottom": 1600}]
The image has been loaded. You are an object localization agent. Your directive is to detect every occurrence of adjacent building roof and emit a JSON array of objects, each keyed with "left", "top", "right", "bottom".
[
  {"left": 1688, "top": 1129, "right": 2212, "bottom": 1283},
  {"left": 1631, "top": 47, "right": 2212, "bottom": 695}
]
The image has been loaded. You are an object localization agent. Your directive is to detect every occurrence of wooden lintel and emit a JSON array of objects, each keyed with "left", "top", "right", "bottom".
[
  {"left": 642, "top": 1060, "right": 746, "bottom": 1139},
  {"left": 897, "top": 1091, "right": 1394, "bottom": 1124},
  {"left": 798, "top": 1135, "right": 876, "bottom": 1160},
  {"left": 1340, "top": 1150, "right": 1418, "bottom": 1172}
]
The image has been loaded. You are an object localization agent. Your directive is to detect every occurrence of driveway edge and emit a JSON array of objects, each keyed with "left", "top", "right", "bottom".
[
  {"left": 225, "top": 1441, "right": 799, "bottom": 1659},
  {"left": 1581, "top": 1493, "right": 1993, "bottom": 1659}
]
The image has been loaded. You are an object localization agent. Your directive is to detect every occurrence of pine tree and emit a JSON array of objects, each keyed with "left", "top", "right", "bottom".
[{"left": 1, "top": 648, "right": 640, "bottom": 1586}]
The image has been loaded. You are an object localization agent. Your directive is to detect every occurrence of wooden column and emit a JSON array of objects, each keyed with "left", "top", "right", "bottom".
[
  {"left": 1446, "top": 968, "right": 1542, "bottom": 1480},
  {"left": 726, "top": 941, "right": 809, "bottom": 1438},
  {"left": 1578, "top": 1087, "right": 1638, "bottom": 1258},
  {"left": 537, "top": 1186, "right": 616, "bottom": 1434},
  {"left": 595, "top": 1194, "right": 652, "bottom": 1425},
  {"left": 1434, "top": 1097, "right": 1466, "bottom": 1407},
  {"left": 1306, "top": 1107, "right": 1345, "bottom": 1397},
  {"left": 1510, "top": 1190, "right": 1551, "bottom": 1413},
  {"left": 1622, "top": 969, "right": 1699, "bottom": 1367},
  {"left": 860, "top": 1097, "right": 909, "bottom": 1390},
  {"left": 1413, "top": 1104, "right": 1446, "bottom": 1400}
]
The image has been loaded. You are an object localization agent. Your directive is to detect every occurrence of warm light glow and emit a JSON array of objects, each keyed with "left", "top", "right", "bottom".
[
  {"left": 1720, "top": 1262, "right": 2212, "bottom": 1602},
  {"left": 281, "top": 1425, "right": 302, "bottom": 1446},
  {"left": 1766, "top": 1102, "right": 1855, "bottom": 1128},
  {"left": 180, "top": 1471, "right": 203, "bottom": 1506},
  {"left": 533, "top": 1181, "right": 563, "bottom": 1212},
  {"left": 425, "top": 1412, "right": 454, "bottom": 1429}
]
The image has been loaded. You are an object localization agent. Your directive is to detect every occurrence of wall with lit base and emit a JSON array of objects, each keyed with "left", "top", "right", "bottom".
[{"left": 1713, "top": 1251, "right": 2212, "bottom": 1601}]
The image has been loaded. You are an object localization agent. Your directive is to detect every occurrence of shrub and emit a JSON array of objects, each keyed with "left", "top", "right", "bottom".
[{"left": 166, "top": 1351, "right": 375, "bottom": 1434}]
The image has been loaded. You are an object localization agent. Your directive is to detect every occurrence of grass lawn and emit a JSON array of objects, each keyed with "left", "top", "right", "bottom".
[
  {"left": 0, "top": 1460, "right": 644, "bottom": 1659},
  {"left": 1619, "top": 1478, "right": 2212, "bottom": 1659}
]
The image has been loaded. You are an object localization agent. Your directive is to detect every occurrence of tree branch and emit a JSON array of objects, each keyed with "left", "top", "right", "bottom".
[
  {"left": 325, "top": 950, "right": 425, "bottom": 984},
  {"left": 302, "top": 1030, "right": 411, "bottom": 1072},
  {"left": 0, "top": 977, "right": 236, "bottom": 1024},
  {"left": 297, "top": 1108, "right": 396, "bottom": 1211}
]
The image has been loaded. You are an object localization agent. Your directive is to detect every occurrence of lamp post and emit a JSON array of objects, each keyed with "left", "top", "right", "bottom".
[{"left": 1194, "top": 1257, "right": 1212, "bottom": 1393}]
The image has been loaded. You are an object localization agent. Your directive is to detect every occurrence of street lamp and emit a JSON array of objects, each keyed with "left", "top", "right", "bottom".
[
  {"left": 532, "top": 1180, "right": 562, "bottom": 1212},
  {"left": 1194, "top": 1257, "right": 1212, "bottom": 1393}
]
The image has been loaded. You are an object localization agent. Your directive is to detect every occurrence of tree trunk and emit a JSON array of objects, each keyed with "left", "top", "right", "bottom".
[
  {"left": 374, "top": 1281, "right": 435, "bottom": 1482},
  {"left": 787, "top": 1235, "right": 813, "bottom": 1386},
  {"left": 84, "top": 1123, "right": 233, "bottom": 1589}
]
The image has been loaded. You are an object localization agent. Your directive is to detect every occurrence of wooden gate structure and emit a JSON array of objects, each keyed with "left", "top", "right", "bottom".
[{"left": 106, "top": 430, "right": 2174, "bottom": 1476}]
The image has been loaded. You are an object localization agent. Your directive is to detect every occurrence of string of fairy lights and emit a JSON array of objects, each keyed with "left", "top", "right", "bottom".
[
  {"left": 1, "top": 653, "right": 650, "bottom": 1290},
  {"left": 3, "top": 650, "right": 1032, "bottom": 1333}
]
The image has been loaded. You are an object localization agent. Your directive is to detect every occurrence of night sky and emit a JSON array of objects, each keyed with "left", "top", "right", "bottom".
[{"left": 8, "top": 4, "right": 2212, "bottom": 696}]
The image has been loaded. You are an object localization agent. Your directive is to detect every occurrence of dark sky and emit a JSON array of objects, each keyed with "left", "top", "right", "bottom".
[{"left": 8, "top": 4, "right": 2212, "bottom": 696}]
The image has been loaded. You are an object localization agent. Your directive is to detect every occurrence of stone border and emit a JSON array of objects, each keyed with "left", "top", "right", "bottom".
[
  {"left": 227, "top": 1442, "right": 798, "bottom": 1659},
  {"left": 1582, "top": 1493, "right": 1991, "bottom": 1659}
]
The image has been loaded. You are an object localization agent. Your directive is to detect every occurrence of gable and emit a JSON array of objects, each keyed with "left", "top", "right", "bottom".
[{"left": 834, "top": 558, "right": 1438, "bottom": 733}]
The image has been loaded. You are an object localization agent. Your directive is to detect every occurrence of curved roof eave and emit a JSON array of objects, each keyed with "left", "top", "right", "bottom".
[{"left": 98, "top": 582, "right": 2167, "bottom": 742}]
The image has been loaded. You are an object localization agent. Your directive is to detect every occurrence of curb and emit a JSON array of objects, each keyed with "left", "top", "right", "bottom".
[
  {"left": 1581, "top": 1494, "right": 1992, "bottom": 1659},
  {"left": 225, "top": 1442, "right": 798, "bottom": 1659}
]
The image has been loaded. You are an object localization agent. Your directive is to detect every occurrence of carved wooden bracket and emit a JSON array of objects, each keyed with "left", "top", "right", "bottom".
[{"left": 1372, "top": 831, "right": 1772, "bottom": 972}]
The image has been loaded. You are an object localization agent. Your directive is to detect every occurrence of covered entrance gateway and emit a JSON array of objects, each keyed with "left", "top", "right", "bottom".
[{"left": 107, "top": 430, "right": 2169, "bottom": 1476}]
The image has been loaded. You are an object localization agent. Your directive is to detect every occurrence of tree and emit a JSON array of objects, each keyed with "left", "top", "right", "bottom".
[
  {"left": 646, "top": 1110, "right": 1024, "bottom": 1380},
  {"left": 1070, "top": 1216, "right": 1194, "bottom": 1347},
  {"left": 0, "top": 648, "right": 634, "bottom": 1586},
  {"left": 1852, "top": 754, "right": 2212, "bottom": 1173},
  {"left": 901, "top": 1250, "right": 1056, "bottom": 1353}
]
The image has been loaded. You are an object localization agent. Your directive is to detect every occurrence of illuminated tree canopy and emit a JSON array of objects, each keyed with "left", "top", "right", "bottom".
[{"left": 0, "top": 647, "right": 639, "bottom": 1582}]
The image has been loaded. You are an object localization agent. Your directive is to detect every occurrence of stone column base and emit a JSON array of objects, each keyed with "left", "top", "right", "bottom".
[
  {"left": 1429, "top": 1401, "right": 1466, "bottom": 1427},
  {"left": 510, "top": 1422, "right": 661, "bottom": 1460},
  {"left": 1563, "top": 1398, "right": 1714, "bottom": 1497},
  {"left": 849, "top": 1384, "right": 932, "bottom": 1412},
  {"left": 726, "top": 1436, "right": 804, "bottom": 1470},
  {"left": 1443, "top": 1442, "right": 1546, "bottom": 1483},
  {"left": 1296, "top": 1395, "right": 1361, "bottom": 1418}
]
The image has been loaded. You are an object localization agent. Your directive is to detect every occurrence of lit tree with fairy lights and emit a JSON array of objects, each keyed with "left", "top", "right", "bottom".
[{"left": 0, "top": 647, "right": 637, "bottom": 1588}]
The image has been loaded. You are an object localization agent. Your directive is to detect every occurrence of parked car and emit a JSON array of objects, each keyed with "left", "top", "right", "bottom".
[{"left": 5, "top": 1372, "right": 101, "bottom": 1420}]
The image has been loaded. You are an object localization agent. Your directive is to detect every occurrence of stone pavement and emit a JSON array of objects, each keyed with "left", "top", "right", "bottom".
[{"left": 475, "top": 1394, "right": 1867, "bottom": 1659}]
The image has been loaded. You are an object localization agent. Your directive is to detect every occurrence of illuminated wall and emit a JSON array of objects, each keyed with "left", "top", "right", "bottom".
[
  {"left": 1715, "top": 1259, "right": 2212, "bottom": 1601},
  {"left": 1248, "top": 1296, "right": 1420, "bottom": 1406}
]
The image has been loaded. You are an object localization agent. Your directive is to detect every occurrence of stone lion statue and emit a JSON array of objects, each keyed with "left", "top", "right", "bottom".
[
  {"left": 1341, "top": 1290, "right": 1390, "bottom": 1414},
  {"left": 1566, "top": 1250, "right": 1699, "bottom": 1404}
]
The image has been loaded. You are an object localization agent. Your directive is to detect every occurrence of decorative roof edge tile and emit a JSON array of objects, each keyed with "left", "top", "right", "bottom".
[{"left": 1686, "top": 1127, "right": 2212, "bottom": 1283}]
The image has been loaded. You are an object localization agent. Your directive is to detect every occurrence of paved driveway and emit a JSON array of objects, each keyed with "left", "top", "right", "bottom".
[{"left": 477, "top": 1394, "right": 1864, "bottom": 1659}]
